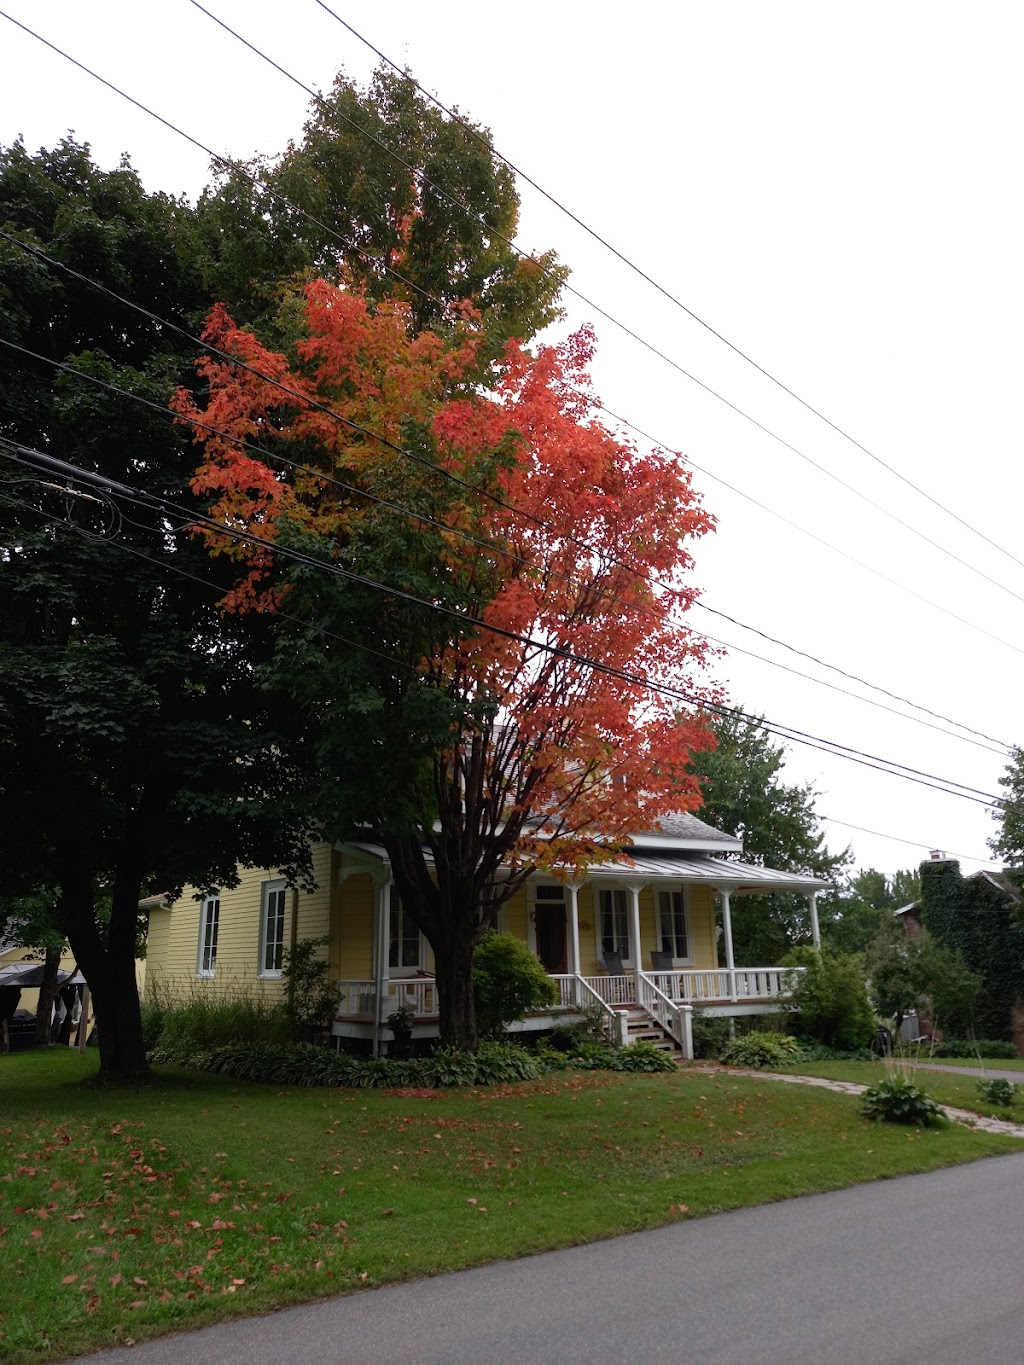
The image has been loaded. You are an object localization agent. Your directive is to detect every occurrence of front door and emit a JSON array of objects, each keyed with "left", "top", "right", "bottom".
[{"left": 534, "top": 904, "right": 567, "bottom": 974}]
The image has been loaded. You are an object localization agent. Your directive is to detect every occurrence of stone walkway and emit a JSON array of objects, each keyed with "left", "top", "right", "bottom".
[{"left": 717, "top": 1067, "right": 1024, "bottom": 1138}]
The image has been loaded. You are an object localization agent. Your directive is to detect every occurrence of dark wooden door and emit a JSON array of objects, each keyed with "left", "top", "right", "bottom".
[{"left": 534, "top": 905, "right": 567, "bottom": 974}]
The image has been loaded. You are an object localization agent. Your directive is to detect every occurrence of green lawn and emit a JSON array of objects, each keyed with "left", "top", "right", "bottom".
[
  {"left": 2, "top": 1050, "right": 1022, "bottom": 1363},
  {"left": 774, "top": 1058, "right": 1024, "bottom": 1124}
]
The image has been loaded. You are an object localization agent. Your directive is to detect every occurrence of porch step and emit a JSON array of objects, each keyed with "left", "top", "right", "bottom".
[{"left": 619, "top": 1008, "right": 679, "bottom": 1057}]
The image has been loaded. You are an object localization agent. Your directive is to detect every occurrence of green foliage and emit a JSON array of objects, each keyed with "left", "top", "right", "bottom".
[
  {"left": 919, "top": 860, "right": 1024, "bottom": 1040},
  {"left": 932, "top": 1039, "right": 1017, "bottom": 1059},
  {"left": 615, "top": 1041, "right": 677, "bottom": 1073},
  {"left": 193, "top": 65, "right": 566, "bottom": 349},
  {"left": 990, "top": 745, "right": 1024, "bottom": 879},
  {"left": 149, "top": 1037, "right": 551, "bottom": 1088},
  {"left": 860, "top": 1076, "right": 945, "bottom": 1127},
  {"left": 792, "top": 1041, "right": 873, "bottom": 1062},
  {"left": 690, "top": 1009, "right": 732, "bottom": 1060},
  {"left": 143, "top": 987, "right": 292, "bottom": 1052},
  {"left": 472, "top": 1041, "right": 542, "bottom": 1084},
  {"left": 825, "top": 868, "right": 920, "bottom": 955},
  {"left": 281, "top": 936, "right": 336, "bottom": 1040},
  {"left": 473, "top": 932, "right": 557, "bottom": 1039},
  {"left": 977, "top": 1078, "right": 1018, "bottom": 1107},
  {"left": 785, "top": 946, "right": 875, "bottom": 1050},
  {"left": 0, "top": 136, "right": 315, "bottom": 1080},
  {"left": 692, "top": 710, "right": 849, "bottom": 963},
  {"left": 720, "top": 1031, "right": 800, "bottom": 1069}
]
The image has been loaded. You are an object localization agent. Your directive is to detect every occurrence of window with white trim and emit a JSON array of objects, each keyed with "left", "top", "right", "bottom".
[
  {"left": 389, "top": 887, "right": 426, "bottom": 974},
  {"left": 658, "top": 888, "right": 691, "bottom": 962},
  {"left": 598, "top": 888, "right": 631, "bottom": 962},
  {"left": 197, "top": 893, "right": 220, "bottom": 977},
  {"left": 259, "top": 880, "right": 288, "bottom": 978}
]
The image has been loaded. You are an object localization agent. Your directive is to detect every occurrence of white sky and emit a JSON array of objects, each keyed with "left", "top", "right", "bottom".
[{"left": 3, "top": 0, "right": 1021, "bottom": 880}]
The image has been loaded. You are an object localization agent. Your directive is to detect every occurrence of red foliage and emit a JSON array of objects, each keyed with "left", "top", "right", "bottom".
[{"left": 175, "top": 281, "right": 719, "bottom": 869}]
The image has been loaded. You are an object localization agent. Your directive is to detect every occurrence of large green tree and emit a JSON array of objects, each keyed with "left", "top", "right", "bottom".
[
  {"left": 991, "top": 745, "right": 1024, "bottom": 883},
  {"left": 693, "top": 709, "right": 849, "bottom": 963},
  {"left": 825, "top": 867, "right": 920, "bottom": 955},
  {"left": 190, "top": 64, "right": 567, "bottom": 351},
  {"left": 0, "top": 138, "right": 314, "bottom": 1080}
]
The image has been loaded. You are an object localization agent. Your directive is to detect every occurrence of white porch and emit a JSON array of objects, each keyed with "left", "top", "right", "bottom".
[{"left": 333, "top": 964, "right": 804, "bottom": 1058}]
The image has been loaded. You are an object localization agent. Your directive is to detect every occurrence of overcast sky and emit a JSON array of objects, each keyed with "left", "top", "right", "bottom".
[{"left": 3, "top": 0, "right": 1021, "bottom": 880}]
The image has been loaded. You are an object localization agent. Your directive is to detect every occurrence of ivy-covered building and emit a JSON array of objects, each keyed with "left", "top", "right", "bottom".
[{"left": 899, "top": 855, "right": 1024, "bottom": 1049}]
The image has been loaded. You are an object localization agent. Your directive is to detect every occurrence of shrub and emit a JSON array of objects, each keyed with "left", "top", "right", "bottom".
[
  {"left": 793, "top": 1041, "right": 872, "bottom": 1063},
  {"left": 976, "top": 1078, "right": 1018, "bottom": 1107},
  {"left": 860, "top": 1076, "right": 945, "bottom": 1126},
  {"left": 145, "top": 986, "right": 292, "bottom": 1052},
  {"left": 784, "top": 947, "right": 875, "bottom": 1050},
  {"left": 473, "top": 932, "right": 557, "bottom": 1039},
  {"left": 932, "top": 1039, "right": 1017, "bottom": 1059},
  {"left": 533, "top": 1042, "right": 571, "bottom": 1072},
  {"left": 281, "top": 936, "right": 336, "bottom": 1040},
  {"left": 419, "top": 1047, "right": 478, "bottom": 1088},
  {"left": 690, "top": 1010, "right": 731, "bottom": 1060},
  {"left": 615, "top": 1041, "right": 676, "bottom": 1073},
  {"left": 720, "top": 1031, "right": 799, "bottom": 1069},
  {"left": 473, "top": 1041, "right": 541, "bottom": 1084},
  {"left": 547, "top": 1006, "right": 612, "bottom": 1051}
]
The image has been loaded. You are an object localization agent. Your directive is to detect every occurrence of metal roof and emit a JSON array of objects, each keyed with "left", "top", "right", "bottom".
[{"left": 341, "top": 844, "right": 832, "bottom": 893}]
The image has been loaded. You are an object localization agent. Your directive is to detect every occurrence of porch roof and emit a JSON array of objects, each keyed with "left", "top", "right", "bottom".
[{"left": 341, "top": 843, "right": 833, "bottom": 894}]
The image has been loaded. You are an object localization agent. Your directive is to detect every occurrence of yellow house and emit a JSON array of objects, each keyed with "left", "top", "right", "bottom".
[{"left": 144, "top": 813, "right": 831, "bottom": 1059}]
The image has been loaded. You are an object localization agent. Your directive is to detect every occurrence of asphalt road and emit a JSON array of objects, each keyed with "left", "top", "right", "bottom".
[{"left": 74, "top": 1153, "right": 1024, "bottom": 1365}]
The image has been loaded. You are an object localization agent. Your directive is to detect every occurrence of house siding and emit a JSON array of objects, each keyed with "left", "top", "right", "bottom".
[
  {"left": 144, "top": 845, "right": 723, "bottom": 1000},
  {"left": 145, "top": 844, "right": 333, "bottom": 1001}
]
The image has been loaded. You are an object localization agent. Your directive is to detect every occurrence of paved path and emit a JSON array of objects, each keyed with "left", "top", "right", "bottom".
[{"left": 71, "top": 1151, "right": 1024, "bottom": 1365}]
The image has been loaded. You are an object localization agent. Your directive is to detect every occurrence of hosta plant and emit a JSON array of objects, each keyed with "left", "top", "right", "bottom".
[
  {"left": 860, "top": 1076, "right": 945, "bottom": 1127},
  {"left": 976, "top": 1078, "right": 1018, "bottom": 1108}
]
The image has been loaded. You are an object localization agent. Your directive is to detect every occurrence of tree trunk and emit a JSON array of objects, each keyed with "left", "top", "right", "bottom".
[
  {"left": 56, "top": 855, "right": 151, "bottom": 1083},
  {"left": 33, "top": 944, "right": 62, "bottom": 1046},
  {"left": 434, "top": 932, "right": 478, "bottom": 1052}
]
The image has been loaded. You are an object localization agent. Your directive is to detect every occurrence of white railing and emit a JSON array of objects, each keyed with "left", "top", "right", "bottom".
[
  {"left": 547, "top": 974, "right": 579, "bottom": 1009},
  {"left": 337, "top": 978, "right": 440, "bottom": 1020},
  {"left": 579, "top": 973, "right": 636, "bottom": 1007},
  {"left": 645, "top": 966, "right": 802, "bottom": 1004},
  {"left": 574, "top": 974, "right": 628, "bottom": 1046},
  {"left": 637, "top": 971, "right": 692, "bottom": 1057}
]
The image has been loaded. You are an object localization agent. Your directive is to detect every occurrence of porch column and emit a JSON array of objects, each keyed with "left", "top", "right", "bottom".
[
  {"left": 566, "top": 881, "right": 582, "bottom": 1007},
  {"left": 626, "top": 881, "right": 644, "bottom": 1001},
  {"left": 807, "top": 891, "right": 821, "bottom": 948},
  {"left": 720, "top": 886, "right": 737, "bottom": 1002},
  {"left": 371, "top": 871, "right": 393, "bottom": 1059}
]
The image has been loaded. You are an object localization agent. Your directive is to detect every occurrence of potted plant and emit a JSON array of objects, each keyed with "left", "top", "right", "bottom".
[{"left": 387, "top": 1004, "right": 416, "bottom": 1058}]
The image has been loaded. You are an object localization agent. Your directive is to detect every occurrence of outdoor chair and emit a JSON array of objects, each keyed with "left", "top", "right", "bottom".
[
  {"left": 650, "top": 951, "right": 673, "bottom": 972},
  {"left": 602, "top": 951, "right": 626, "bottom": 977}
]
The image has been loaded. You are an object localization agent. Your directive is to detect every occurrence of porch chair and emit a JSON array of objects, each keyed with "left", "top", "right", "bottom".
[
  {"left": 602, "top": 951, "right": 626, "bottom": 977},
  {"left": 650, "top": 951, "right": 673, "bottom": 972}
]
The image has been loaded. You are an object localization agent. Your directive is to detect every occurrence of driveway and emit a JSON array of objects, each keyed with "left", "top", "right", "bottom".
[{"left": 71, "top": 1151, "right": 1024, "bottom": 1365}]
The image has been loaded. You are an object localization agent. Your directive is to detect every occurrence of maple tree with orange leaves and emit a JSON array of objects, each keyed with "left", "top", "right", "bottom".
[{"left": 176, "top": 280, "right": 718, "bottom": 1048}]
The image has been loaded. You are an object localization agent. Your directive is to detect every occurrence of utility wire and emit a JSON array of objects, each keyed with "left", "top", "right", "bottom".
[
  {"left": 15, "top": 456, "right": 1006, "bottom": 864},
  {"left": 1, "top": 20, "right": 1018, "bottom": 736},
  {"left": 0, "top": 227, "right": 1016, "bottom": 754},
  {"left": 315, "top": 0, "right": 1024, "bottom": 579},
  {"left": 188, "top": 0, "right": 1024, "bottom": 610},
  {"left": 822, "top": 816, "right": 1001, "bottom": 868},
  {"left": 0, "top": 439, "right": 1007, "bottom": 810},
  {"left": 0, "top": 314, "right": 1012, "bottom": 764}
]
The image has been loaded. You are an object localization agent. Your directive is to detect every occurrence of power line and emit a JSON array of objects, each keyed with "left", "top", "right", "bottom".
[
  {"left": 822, "top": 817, "right": 1002, "bottom": 869},
  {"left": 0, "top": 309, "right": 1011, "bottom": 766},
  {"left": 0, "top": 439, "right": 1007, "bottom": 811},
  {"left": 315, "top": 2, "right": 1024, "bottom": 582},
  {"left": 187, "top": 0, "right": 1024, "bottom": 611},
  {"left": 1, "top": 227, "right": 1016, "bottom": 757},
  {"left": 2, "top": 23, "right": 1020, "bottom": 727}
]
